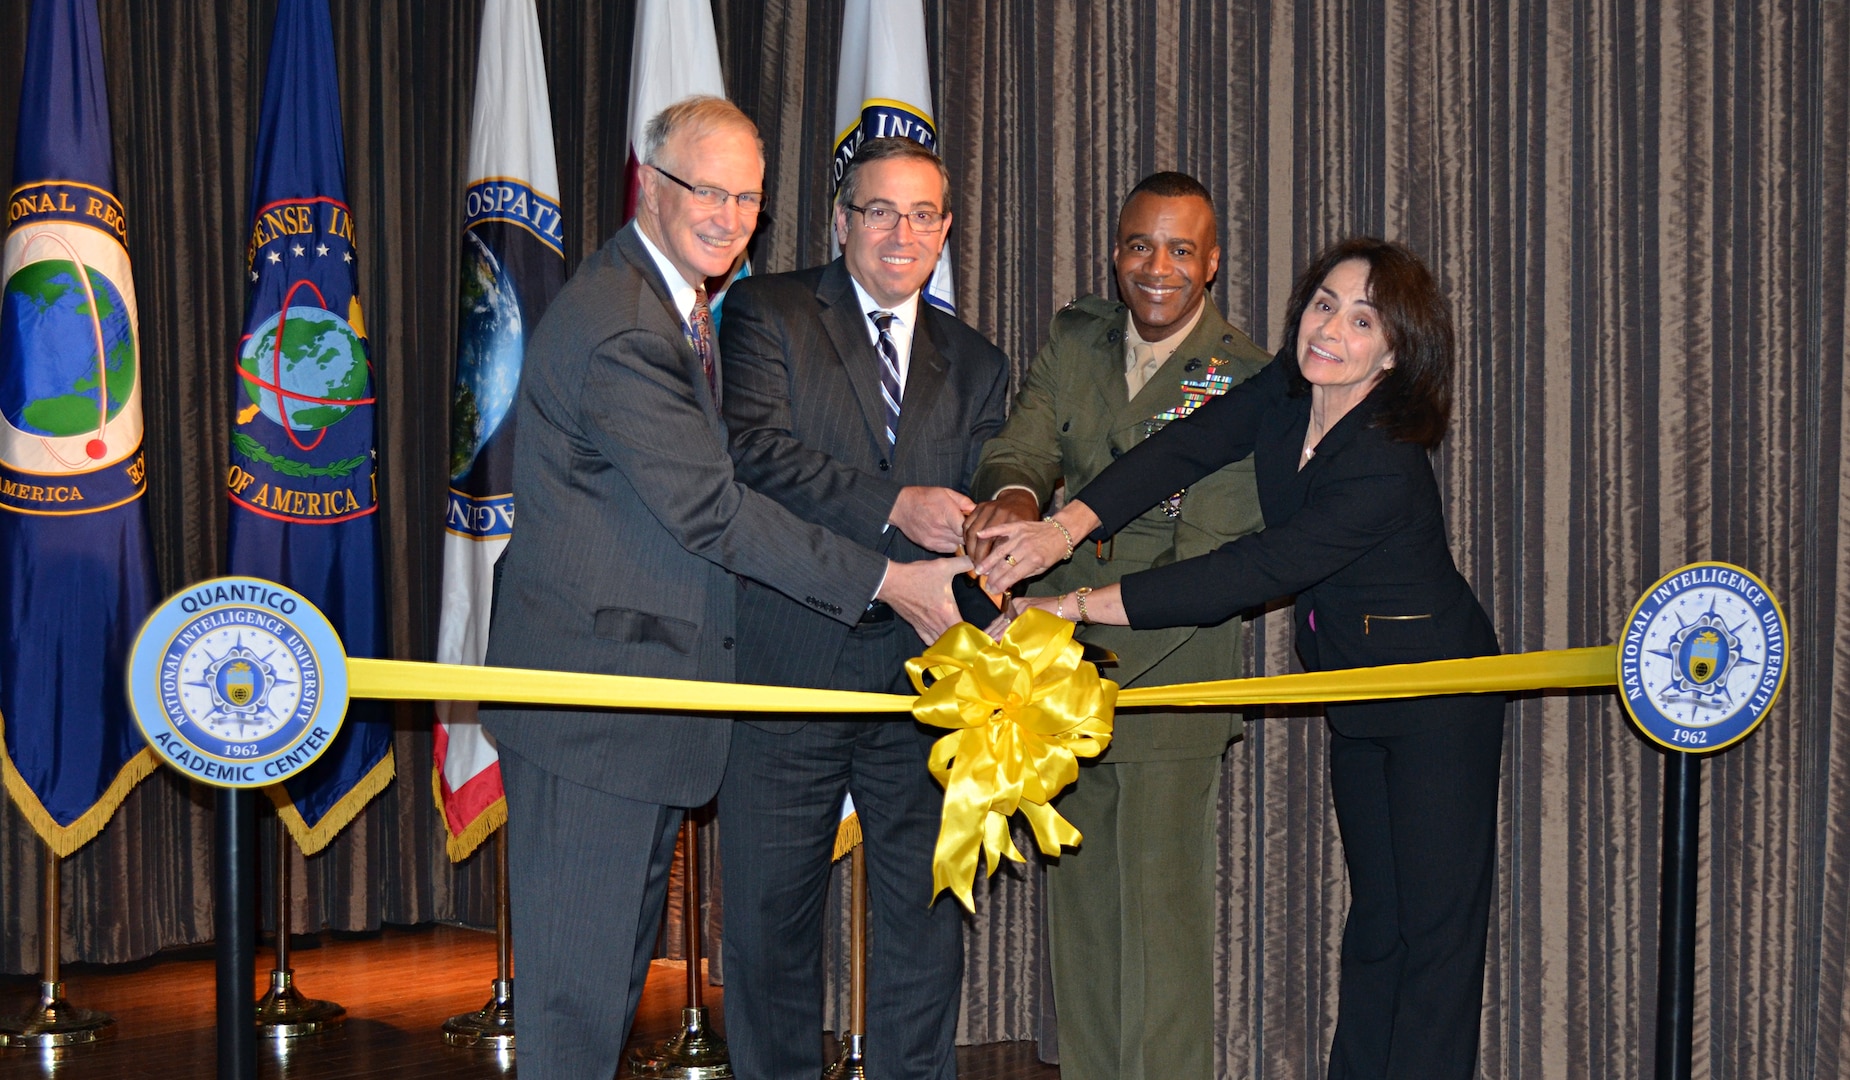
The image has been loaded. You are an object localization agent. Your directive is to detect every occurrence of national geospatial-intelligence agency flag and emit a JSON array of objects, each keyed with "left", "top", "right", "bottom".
[
  {"left": 833, "top": 0, "right": 955, "bottom": 313},
  {"left": 434, "top": 0, "right": 564, "bottom": 862},
  {"left": 0, "top": 0, "right": 160, "bottom": 857},
  {"left": 227, "top": 0, "right": 390, "bottom": 855}
]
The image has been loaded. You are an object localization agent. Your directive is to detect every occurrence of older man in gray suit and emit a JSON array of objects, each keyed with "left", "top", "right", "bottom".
[
  {"left": 481, "top": 99, "right": 969, "bottom": 1080},
  {"left": 715, "top": 137, "right": 1008, "bottom": 1080}
]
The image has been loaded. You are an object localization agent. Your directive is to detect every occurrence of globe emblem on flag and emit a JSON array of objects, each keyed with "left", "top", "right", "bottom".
[
  {"left": 0, "top": 258, "right": 136, "bottom": 454},
  {"left": 1670, "top": 619, "right": 1737, "bottom": 695},
  {"left": 238, "top": 305, "right": 369, "bottom": 432},
  {"left": 449, "top": 231, "right": 524, "bottom": 479}
]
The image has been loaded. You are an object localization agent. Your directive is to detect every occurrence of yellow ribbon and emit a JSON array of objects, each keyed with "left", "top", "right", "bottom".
[
  {"left": 904, "top": 610, "right": 1116, "bottom": 911},
  {"left": 343, "top": 633, "right": 1617, "bottom": 909}
]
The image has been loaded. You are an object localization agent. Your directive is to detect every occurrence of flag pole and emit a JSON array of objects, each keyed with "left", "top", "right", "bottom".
[
  {"left": 0, "top": 843, "right": 115, "bottom": 1047},
  {"left": 822, "top": 846, "right": 868, "bottom": 1079},
  {"left": 254, "top": 819, "right": 344, "bottom": 1036},
  {"left": 629, "top": 810, "right": 730, "bottom": 1078},
  {"left": 443, "top": 830, "right": 517, "bottom": 1049}
]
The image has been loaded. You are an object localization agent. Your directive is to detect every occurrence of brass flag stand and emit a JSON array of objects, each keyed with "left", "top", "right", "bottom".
[
  {"left": 254, "top": 820, "right": 345, "bottom": 1036},
  {"left": 629, "top": 813, "right": 730, "bottom": 1078},
  {"left": 0, "top": 845, "right": 115, "bottom": 1047},
  {"left": 822, "top": 846, "right": 868, "bottom": 1080},
  {"left": 443, "top": 832, "right": 517, "bottom": 1049}
]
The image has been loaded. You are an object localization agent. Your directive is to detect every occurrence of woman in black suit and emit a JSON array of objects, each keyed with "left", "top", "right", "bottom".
[{"left": 977, "top": 237, "right": 1504, "bottom": 1080}]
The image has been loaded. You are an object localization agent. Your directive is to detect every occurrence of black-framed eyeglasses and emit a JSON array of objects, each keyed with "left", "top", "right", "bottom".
[
  {"left": 843, "top": 202, "right": 946, "bottom": 233},
  {"left": 651, "top": 165, "right": 764, "bottom": 212}
]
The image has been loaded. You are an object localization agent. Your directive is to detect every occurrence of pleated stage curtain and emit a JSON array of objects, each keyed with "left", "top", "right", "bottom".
[{"left": 2, "top": 2, "right": 1847, "bottom": 1075}]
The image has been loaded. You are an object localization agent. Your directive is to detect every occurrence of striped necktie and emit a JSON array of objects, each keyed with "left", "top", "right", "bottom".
[
  {"left": 690, "top": 283, "right": 716, "bottom": 402},
  {"left": 870, "top": 310, "right": 902, "bottom": 446}
]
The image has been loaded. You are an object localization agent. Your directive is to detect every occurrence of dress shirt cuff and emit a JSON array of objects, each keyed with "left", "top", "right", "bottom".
[{"left": 872, "top": 560, "right": 890, "bottom": 606}]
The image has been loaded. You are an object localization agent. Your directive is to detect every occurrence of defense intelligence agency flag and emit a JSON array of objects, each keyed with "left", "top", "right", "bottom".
[
  {"left": 0, "top": 0, "right": 161, "bottom": 856},
  {"left": 227, "top": 0, "right": 391, "bottom": 854},
  {"left": 833, "top": 0, "right": 955, "bottom": 313},
  {"left": 434, "top": 0, "right": 564, "bottom": 862}
]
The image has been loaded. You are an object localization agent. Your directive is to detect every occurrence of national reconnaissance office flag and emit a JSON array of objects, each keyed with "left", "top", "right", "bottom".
[
  {"left": 226, "top": 0, "right": 391, "bottom": 854},
  {"left": 0, "top": 0, "right": 161, "bottom": 856}
]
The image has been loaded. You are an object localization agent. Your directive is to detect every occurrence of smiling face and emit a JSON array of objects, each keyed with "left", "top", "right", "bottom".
[
  {"left": 835, "top": 156, "right": 951, "bottom": 309},
  {"left": 1296, "top": 258, "right": 1395, "bottom": 393},
  {"left": 637, "top": 123, "right": 763, "bottom": 286},
  {"left": 1112, "top": 192, "right": 1221, "bottom": 340}
]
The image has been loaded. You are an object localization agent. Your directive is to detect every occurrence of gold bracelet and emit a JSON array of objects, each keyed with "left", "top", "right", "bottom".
[
  {"left": 1055, "top": 593, "right": 1068, "bottom": 620},
  {"left": 1074, "top": 586, "right": 1092, "bottom": 623},
  {"left": 1044, "top": 516, "right": 1076, "bottom": 559}
]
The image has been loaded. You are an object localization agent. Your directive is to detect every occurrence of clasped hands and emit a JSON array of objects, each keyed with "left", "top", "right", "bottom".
[{"left": 877, "top": 485, "right": 1101, "bottom": 643}]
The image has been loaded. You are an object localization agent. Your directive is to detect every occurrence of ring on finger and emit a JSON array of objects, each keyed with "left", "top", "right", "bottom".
[{"left": 1004, "top": 553, "right": 1019, "bottom": 566}]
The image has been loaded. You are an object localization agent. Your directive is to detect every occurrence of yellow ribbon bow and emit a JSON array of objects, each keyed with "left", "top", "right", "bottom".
[{"left": 906, "top": 609, "right": 1117, "bottom": 911}]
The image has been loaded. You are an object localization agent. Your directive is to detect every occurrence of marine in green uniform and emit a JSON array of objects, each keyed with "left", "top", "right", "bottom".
[{"left": 964, "top": 172, "right": 1269, "bottom": 1080}]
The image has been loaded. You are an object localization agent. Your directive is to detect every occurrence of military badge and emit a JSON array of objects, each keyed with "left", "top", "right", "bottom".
[{"left": 1143, "top": 356, "right": 1235, "bottom": 517}]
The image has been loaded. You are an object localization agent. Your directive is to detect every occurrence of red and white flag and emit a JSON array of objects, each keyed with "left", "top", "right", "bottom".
[{"left": 433, "top": 0, "right": 564, "bottom": 861}]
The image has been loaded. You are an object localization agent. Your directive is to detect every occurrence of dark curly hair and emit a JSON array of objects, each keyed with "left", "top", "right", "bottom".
[{"left": 1281, "top": 237, "right": 1455, "bottom": 448}]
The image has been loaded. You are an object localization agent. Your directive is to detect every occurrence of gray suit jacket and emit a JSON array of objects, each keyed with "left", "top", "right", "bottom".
[
  {"left": 720, "top": 259, "right": 1009, "bottom": 718},
  {"left": 481, "top": 226, "right": 888, "bottom": 806}
]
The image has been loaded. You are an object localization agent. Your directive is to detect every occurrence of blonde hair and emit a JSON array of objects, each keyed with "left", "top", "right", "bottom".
[{"left": 643, "top": 95, "right": 763, "bottom": 168}]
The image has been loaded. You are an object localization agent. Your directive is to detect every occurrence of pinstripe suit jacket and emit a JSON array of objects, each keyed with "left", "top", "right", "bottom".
[
  {"left": 481, "top": 226, "right": 888, "bottom": 806},
  {"left": 719, "top": 259, "right": 1009, "bottom": 720}
]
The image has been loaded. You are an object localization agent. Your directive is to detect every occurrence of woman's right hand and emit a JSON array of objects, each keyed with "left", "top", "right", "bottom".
[{"left": 974, "top": 501, "right": 1101, "bottom": 593}]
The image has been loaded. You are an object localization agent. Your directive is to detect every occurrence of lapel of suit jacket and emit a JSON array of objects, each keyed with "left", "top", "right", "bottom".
[
  {"left": 893, "top": 305, "right": 949, "bottom": 466},
  {"left": 1108, "top": 301, "right": 1238, "bottom": 447},
  {"left": 1275, "top": 380, "right": 1380, "bottom": 515},
  {"left": 815, "top": 260, "right": 890, "bottom": 451},
  {"left": 614, "top": 223, "right": 724, "bottom": 428},
  {"left": 1058, "top": 308, "right": 1135, "bottom": 447}
]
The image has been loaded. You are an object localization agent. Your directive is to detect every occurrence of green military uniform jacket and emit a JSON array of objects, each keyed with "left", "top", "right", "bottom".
[{"left": 971, "top": 296, "right": 1270, "bottom": 760}]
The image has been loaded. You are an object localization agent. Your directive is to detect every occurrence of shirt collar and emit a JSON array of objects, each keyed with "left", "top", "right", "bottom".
[
  {"left": 849, "top": 275, "right": 922, "bottom": 334},
  {"left": 1125, "top": 300, "right": 1206, "bottom": 361},
  {"left": 635, "top": 223, "right": 700, "bottom": 325}
]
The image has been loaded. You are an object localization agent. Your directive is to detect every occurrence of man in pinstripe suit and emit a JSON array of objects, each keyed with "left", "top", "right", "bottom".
[
  {"left": 717, "top": 137, "right": 1010, "bottom": 1080},
  {"left": 482, "top": 102, "right": 970, "bottom": 1079}
]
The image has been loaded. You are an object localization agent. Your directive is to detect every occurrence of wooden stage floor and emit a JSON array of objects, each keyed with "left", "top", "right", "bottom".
[{"left": 0, "top": 924, "right": 1057, "bottom": 1079}]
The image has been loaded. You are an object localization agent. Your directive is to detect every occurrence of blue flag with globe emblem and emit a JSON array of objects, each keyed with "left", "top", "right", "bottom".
[
  {"left": 0, "top": 0, "right": 162, "bottom": 857},
  {"left": 227, "top": 0, "right": 391, "bottom": 854}
]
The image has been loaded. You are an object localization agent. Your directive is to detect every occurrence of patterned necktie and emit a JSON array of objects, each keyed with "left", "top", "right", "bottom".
[
  {"left": 870, "top": 310, "right": 902, "bottom": 447},
  {"left": 690, "top": 283, "right": 717, "bottom": 402}
]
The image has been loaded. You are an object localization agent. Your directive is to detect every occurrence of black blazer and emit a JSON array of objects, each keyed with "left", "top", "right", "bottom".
[
  {"left": 720, "top": 259, "right": 1009, "bottom": 705},
  {"left": 481, "top": 227, "right": 887, "bottom": 805},
  {"left": 1077, "top": 358, "right": 1499, "bottom": 736}
]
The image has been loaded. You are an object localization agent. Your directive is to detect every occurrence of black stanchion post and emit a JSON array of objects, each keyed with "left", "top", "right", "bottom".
[
  {"left": 217, "top": 787, "right": 257, "bottom": 1080},
  {"left": 1654, "top": 751, "right": 1700, "bottom": 1080}
]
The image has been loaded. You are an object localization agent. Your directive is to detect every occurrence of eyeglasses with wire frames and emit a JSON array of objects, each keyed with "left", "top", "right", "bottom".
[
  {"left": 649, "top": 165, "right": 764, "bottom": 212},
  {"left": 841, "top": 201, "right": 946, "bottom": 233}
]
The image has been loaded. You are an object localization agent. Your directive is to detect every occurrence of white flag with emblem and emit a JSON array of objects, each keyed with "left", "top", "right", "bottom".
[
  {"left": 832, "top": 0, "right": 955, "bottom": 313},
  {"left": 434, "top": 0, "right": 565, "bottom": 861}
]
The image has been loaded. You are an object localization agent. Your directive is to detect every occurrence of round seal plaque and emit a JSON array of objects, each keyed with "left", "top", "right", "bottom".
[
  {"left": 1618, "top": 562, "right": 1787, "bottom": 753},
  {"left": 128, "top": 577, "right": 350, "bottom": 787}
]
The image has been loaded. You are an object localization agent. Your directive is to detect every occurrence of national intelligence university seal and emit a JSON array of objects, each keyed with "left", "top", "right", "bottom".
[
  {"left": 128, "top": 577, "right": 350, "bottom": 787},
  {"left": 1618, "top": 562, "right": 1787, "bottom": 753}
]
